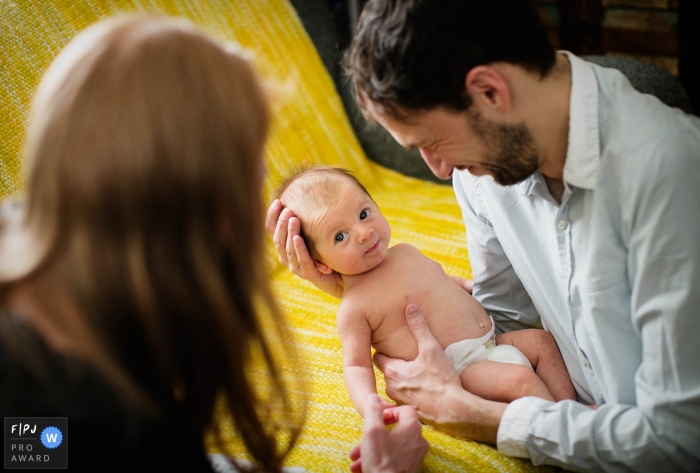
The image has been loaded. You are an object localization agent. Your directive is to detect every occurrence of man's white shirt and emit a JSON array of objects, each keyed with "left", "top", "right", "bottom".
[{"left": 454, "top": 52, "right": 700, "bottom": 471}]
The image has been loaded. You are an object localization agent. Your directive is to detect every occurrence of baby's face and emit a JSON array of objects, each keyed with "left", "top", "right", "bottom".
[{"left": 309, "top": 182, "right": 391, "bottom": 276}]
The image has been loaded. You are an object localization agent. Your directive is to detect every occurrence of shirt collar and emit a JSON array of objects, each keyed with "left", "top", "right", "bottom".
[
  {"left": 515, "top": 173, "right": 537, "bottom": 195},
  {"left": 561, "top": 51, "right": 601, "bottom": 190}
]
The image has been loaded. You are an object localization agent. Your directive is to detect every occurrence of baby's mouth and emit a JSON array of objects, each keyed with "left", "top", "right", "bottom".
[{"left": 365, "top": 241, "right": 379, "bottom": 254}]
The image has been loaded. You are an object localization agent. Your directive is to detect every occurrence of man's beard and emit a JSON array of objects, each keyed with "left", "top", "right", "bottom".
[{"left": 468, "top": 111, "right": 540, "bottom": 186}]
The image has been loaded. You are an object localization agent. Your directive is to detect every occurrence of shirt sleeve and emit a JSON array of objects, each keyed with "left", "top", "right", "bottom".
[
  {"left": 498, "top": 130, "right": 700, "bottom": 472},
  {"left": 497, "top": 397, "right": 550, "bottom": 459},
  {"left": 452, "top": 171, "right": 542, "bottom": 334}
]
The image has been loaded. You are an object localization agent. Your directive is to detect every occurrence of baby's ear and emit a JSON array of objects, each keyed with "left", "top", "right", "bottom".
[{"left": 314, "top": 260, "right": 334, "bottom": 275}]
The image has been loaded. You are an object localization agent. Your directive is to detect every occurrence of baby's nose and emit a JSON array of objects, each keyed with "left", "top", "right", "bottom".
[{"left": 358, "top": 227, "right": 373, "bottom": 243}]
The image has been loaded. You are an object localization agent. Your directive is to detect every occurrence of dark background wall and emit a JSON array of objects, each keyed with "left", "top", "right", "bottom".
[{"left": 536, "top": 0, "right": 698, "bottom": 115}]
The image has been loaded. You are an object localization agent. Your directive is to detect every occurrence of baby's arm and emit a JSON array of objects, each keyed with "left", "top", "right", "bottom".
[
  {"left": 496, "top": 329, "right": 577, "bottom": 401},
  {"left": 337, "top": 304, "right": 382, "bottom": 416}
]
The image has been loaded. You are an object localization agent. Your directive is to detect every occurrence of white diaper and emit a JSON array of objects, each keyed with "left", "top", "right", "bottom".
[{"left": 444, "top": 316, "right": 533, "bottom": 374}]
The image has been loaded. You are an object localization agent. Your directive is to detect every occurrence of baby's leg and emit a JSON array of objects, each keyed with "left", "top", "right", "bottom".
[
  {"left": 496, "top": 329, "right": 577, "bottom": 401},
  {"left": 459, "top": 360, "right": 555, "bottom": 403}
]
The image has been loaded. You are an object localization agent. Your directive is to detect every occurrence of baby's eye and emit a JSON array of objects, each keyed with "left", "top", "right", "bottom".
[
  {"left": 335, "top": 231, "right": 348, "bottom": 243},
  {"left": 359, "top": 209, "right": 370, "bottom": 220}
]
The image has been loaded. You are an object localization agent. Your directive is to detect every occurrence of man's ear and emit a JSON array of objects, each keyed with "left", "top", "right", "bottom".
[
  {"left": 464, "top": 65, "right": 511, "bottom": 114},
  {"left": 314, "top": 260, "right": 334, "bottom": 275}
]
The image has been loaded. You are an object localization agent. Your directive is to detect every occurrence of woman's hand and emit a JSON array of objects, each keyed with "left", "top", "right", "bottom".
[
  {"left": 349, "top": 394, "right": 428, "bottom": 473},
  {"left": 265, "top": 200, "right": 343, "bottom": 298}
]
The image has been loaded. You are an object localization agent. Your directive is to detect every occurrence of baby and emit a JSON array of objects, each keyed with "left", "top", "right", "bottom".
[{"left": 274, "top": 165, "right": 576, "bottom": 415}]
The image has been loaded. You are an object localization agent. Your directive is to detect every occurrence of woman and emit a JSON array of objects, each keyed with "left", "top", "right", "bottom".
[{"left": 0, "top": 15, "right": 426, "bottom": 472}]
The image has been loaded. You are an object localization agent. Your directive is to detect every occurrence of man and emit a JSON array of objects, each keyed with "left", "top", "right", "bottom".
[{"left": 267, "top": 0, "right": 700, "bottom": 470}]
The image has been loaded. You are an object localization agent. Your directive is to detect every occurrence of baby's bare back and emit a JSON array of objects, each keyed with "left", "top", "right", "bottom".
[{"left": 341, "top": 243, "right": 491, "bottom": 361}]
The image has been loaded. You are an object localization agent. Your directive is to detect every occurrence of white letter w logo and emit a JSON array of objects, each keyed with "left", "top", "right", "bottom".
[{"left": 45, "top": 433, "right": 58, "bottom": 443}]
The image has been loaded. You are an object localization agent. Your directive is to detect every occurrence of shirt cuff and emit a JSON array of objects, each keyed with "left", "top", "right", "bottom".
[{"left": 497, "top": 396, "right": 553, "bottom": 458}]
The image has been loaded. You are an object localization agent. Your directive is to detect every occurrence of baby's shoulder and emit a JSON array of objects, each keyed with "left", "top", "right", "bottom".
[
  {"left": 336, "top": 291, "right": 374, "bottom": 336},
  {"left": 391, "top": 242, "right": 420, "bottom": 253},
  {"left": 389, "top": 243, "right": 439, "bottom": 269},
  {"left": 389, "top": 242, "right": 426, "bottom": 261},
  {"left": 337, "top": 289, "right": 368, "bottom": 320}
]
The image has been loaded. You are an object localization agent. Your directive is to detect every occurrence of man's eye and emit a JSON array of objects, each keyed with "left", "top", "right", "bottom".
[
  {"left": 359, "top": 209, "right": 370, "bottom": 220},
  {"left": 335, "top": 232, "right": 348, "bottom": 243}
]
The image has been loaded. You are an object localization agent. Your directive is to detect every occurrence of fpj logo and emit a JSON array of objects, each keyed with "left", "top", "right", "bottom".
[{"left": 4, "top": 417, "right": 67, "bottom": 469}]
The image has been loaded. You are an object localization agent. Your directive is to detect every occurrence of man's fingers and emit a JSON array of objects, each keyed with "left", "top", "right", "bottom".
[
  {"left": 273, "top": 208, "right": 293, "bottom": 262},
  {"left": 288, "top": 215, "right": 301, "bottom": 238},
  {"left": 265, "top": 199, "right": 283, "bottom": 236},
  {"left": 293, "top": 234, "right": 315, "bottom": 273},
  {"left": 381, "top": 399, "right": 396, "bottom": 410},
  {"left": 373, "top": 353, "right": 408, "bottom": 403},
  {"left": 285, "top": 216, "right": 301, "bottom": 268},
  {"left": 405, "top": 304, "right": 439, "bottom": 347},
  {"left": 373, "top": 352, "right": 393, "bottom": 375},
  {"left": 464, "top": 278, "right": 474, "bottom": 294},
  {"left": 391, "top": 404, "right": 421, "bottom": 425}
]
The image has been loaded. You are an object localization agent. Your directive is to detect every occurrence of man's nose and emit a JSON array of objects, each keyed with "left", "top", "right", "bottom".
[{"left": 419, "top": 148, "right": 451, "bottom": 180}]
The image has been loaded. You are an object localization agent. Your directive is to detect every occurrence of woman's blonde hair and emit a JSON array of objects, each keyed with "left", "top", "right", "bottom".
[{"left": 1, "top": 15, "right": 304, "bottom": 471}]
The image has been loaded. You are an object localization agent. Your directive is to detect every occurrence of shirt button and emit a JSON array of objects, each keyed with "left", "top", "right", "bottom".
[
  {"left": 579, "top": 354, "right": 589, "bottom": 367},
  {"left": 557, "top": 219, "right": 568, "bottom": 230}
]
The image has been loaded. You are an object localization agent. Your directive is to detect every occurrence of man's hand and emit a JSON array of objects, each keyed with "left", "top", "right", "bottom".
[
  {"left": 375, "top": 304, "right": 506, "bottom": 443},
  {"left": 374, "top": 304, "right": 463, "bottom": 425},
  {"left": 265, "top": 199, "right": 343, "bottom": 298},
  {"left": 448, "top": 274, "right": 473, "bottom": 294},
  {"left": 348, "top": 394, "right": 428, "bottom": 473}
]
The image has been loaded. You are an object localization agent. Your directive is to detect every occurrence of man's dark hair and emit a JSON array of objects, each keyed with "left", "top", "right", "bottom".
[{"left": 344, "top": 0, "right": 556, "bottom": 118}]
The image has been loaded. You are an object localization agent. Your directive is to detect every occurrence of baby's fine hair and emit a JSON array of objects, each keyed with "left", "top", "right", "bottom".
[{"left": 272, "top": 165, "right": 372, "bottom": 259}]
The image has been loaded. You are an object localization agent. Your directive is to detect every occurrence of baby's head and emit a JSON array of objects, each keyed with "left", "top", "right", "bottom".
[{"left": 273, "top": 166, "right": 391, "bottom": 276}]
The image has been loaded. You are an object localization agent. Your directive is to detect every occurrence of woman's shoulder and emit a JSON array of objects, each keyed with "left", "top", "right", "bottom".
[
  {"left": 0, "top": 314, "right": 125, "bottom": 425},
  {"left": 0, "top": 316, "right": 214, "bottom": 470}
]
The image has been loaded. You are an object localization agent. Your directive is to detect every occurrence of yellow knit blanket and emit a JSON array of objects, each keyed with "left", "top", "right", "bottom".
[{"left": 0, "top": 1, "right": 552, "bottom": 471}]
